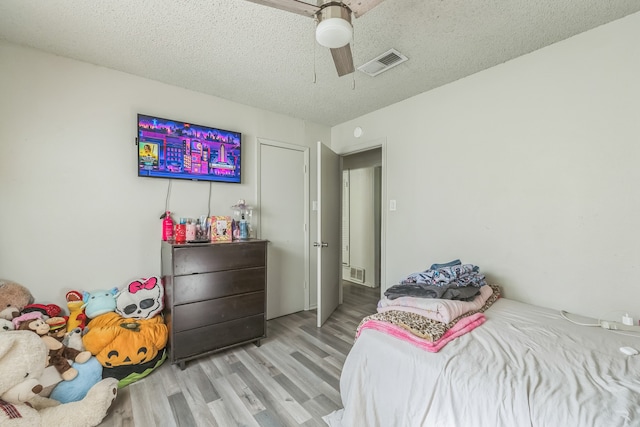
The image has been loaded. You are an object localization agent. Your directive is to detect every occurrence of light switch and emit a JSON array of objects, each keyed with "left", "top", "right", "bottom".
[
  {"left": 312, "top": 201, "right": 318, "bottom": 211},
  {"left": 389, "top": 200, "right": 397, "bottom": 211}
]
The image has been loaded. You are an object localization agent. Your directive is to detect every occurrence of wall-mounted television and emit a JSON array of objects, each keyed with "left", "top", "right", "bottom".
[{"left": 137, "top": 114, "right": 241, "bottom": 183}]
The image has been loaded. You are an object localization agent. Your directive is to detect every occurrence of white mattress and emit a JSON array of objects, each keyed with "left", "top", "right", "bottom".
[{"left": 325, "top": 298, "right": 640, "bottom": 427}]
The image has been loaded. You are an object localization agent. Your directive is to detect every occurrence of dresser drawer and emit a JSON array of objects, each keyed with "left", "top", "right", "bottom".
[
  {"left": 172, "top": 314, "right": 265, "bottom": 360},
  {"left": 173, "top": 267, "right": 265, "bottom": 305},
  {"left": 173, "top": 242, "right": 266, "bottom": 275},
  {"left": 172, "top": 291, "right": 264, "bottom": 332}
]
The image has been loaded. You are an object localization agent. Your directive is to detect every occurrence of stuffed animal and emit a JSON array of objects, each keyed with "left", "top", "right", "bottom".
[
  {"left": 39, "top": 328, "right": 89, "bottom": 398},
  {"left": 0, "top": 330, "right": 118, "bottom": 427},
  {"left": 82, "top": 312, "right": 168, "bottom": 368},
  {"left": 1, "top": 318, "right": 15, "bottom": 332},
  {"left": 115, "top": 276, "right": 164, "bottom": 319},
  {"left": 22, "top": 303, "right": 62, "bottom": 319},
  {"left": 49, "top": 356, "right": 103, "bottom": 403},
  {"left": 45, "top": 317, "right": 68, "bottom": 341},
  {"left": 0, "top": 279, "right": 34, "bottom": 320},
  {"left": 63, "top": 327, "right": 85, "bottom": 352},
  {"left": 14, "top": 313, "right": 91, "bottom": 381},
  {"left": 66, "top": 291, "right": 86, "bottom": 332},
  {"left": 82, "top": 288, "right": 118, "bottom": 319}
]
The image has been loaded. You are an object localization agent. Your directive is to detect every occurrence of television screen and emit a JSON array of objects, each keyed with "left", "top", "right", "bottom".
[{"left": 137, "top": 114, "right": 241, "bottom": 183}]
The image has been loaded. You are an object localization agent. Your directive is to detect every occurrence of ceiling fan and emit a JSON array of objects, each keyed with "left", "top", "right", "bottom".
[{"left": 243, "top": 0, "right": 386, "bottom": 76}]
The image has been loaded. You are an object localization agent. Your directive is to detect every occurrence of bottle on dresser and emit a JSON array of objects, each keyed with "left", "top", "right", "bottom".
[{"left": 162, "top": 211, "right": 174, "bottom": 242}]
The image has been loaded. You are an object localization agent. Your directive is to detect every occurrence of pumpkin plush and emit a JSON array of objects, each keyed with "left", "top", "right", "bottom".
[
  {"left": 0, "top": 331, "right": 118, "bottom": 427},
  {"left": 82, "top": 312, "right": 168, "bottom": 368}
]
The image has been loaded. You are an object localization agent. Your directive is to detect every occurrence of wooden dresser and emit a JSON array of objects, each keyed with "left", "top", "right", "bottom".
[{"left": 161, "top": 239, "right": 267, "bottom": 369}]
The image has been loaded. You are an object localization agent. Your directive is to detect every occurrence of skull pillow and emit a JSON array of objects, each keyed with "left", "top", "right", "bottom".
[{"left": 115, "top": 277, "right": 164, "bottom": 319}]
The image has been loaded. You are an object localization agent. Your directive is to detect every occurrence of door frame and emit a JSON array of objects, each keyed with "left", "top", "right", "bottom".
[
  {"left": 337, "top": 137, "right": 387, "bottom": 302},
  {"left": 257, "top": 138, "right": 311, "bottom": 310}
]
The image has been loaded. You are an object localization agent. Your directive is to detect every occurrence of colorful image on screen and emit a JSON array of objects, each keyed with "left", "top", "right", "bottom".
[{"left": 137, "top": 114, "right": 241, "bottom": 183}]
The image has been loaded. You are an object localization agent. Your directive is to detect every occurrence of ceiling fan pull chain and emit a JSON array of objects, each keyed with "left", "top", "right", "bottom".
[
  {"left": 313, "top": 17, "right": 318, "bottom": 84},
  {"left": 352, "top": 23, "right": 356, "bottom": 90}
]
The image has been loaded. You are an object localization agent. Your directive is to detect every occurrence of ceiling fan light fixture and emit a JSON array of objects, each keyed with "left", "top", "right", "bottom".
[{"left": 316, "top": 17, "right": 353, "bottom": 48}]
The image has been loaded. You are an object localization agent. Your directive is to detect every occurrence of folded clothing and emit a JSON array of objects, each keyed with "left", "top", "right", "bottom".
[
  {"left": 399, "top": 263, "right": 486, "bottom": 288},
  {"left": 361, "top": 284, "right": 501, "bottom": 342},
  {"left": 429, "top": 259, "right": 461, "bottom": 270},
  {"left": 356, "top": 312, "right": 486, "bottom": 353},
  {"left": 378, "top": 283, "right": 494, "bottom": 324},
  {"left": 384, "top": 283, "right": 481, "bottom": 301}
]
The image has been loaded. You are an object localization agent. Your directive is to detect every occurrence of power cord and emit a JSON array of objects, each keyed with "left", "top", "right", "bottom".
[
  {"left": 560, "top": 310, "right": 600, "bottom": 327},
  {"left": 207, "top": 182, "right": 212, "bottom": 218},
  {"left": 160, "top": 180, "right": 173, "bottom": 220},
  {"left": 165, "top": 180, "right": 172, "bottom": 212},
  {"left": 561, "top": 310, "right": 640, "bottom": 334}
]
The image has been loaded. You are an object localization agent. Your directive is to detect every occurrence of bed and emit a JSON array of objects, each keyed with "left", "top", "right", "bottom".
[{"left": 325, "top": 295, "right": 640, "bottom": 427}]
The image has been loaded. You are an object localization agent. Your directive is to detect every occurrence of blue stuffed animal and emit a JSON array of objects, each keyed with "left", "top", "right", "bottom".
[
  {"left": 49, "top": 356, "right": 103, "bottom": 403},
  {"left": 81, "top": 288, "right": 118, "bottom": 319}
]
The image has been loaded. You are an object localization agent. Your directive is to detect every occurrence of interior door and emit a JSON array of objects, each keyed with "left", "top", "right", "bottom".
[
  {"left": 316, "top": 141, "right": 341, "bottom": 327},
  {"left": 260, "top": 142, "right": 307, "bottom": 319}
]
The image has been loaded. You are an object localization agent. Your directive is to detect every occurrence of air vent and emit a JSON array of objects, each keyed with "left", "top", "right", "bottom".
[
  {"left": 349, "top": 267, "right": 365, "bottom": 284},
  {"left": 357, "top": 48, "right": 408, "bottom": 77}
]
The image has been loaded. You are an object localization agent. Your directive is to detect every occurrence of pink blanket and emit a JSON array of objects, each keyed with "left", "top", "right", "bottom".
[{"left": 356, "top": 312, "right": 486, "bottom": 353}]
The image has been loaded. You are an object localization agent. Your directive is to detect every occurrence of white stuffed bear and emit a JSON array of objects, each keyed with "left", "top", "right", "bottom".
[
  {"left": 0, "top": 331, "right": 118, "bottom": 427},
  {"left": 0, "top": 318, "right": 14, "bottom": 332}
]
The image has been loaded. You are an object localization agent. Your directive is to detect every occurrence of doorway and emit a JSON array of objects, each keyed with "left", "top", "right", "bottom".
[{"left": 341, "top": 148, "right": 383, "bottom": 290}]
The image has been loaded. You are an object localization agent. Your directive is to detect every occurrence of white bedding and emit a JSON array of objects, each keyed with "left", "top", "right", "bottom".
[{"left": 325, "top": 298, "right": 640, "bottom": 427}]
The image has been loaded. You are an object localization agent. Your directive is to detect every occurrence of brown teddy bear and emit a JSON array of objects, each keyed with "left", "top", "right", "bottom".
[
  {"left": 14, "top": 313, "right": 91, "bottom": 381},
  {"left": 0, "top": 279, "right": 34, "bottom": 320}
]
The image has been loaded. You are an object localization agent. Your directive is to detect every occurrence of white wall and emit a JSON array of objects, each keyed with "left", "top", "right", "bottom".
[
  {"left": 345, "top": 168, "right": 375, "bottom": 286},
  {"left": 0, "top": 41, "right": 329, "bottom": 308},
  {"left": 332, "top": 12, "right": 640, "bottom": 319},
  {"left": 342, "top": 167, "right": 379, "bottom": 287}
]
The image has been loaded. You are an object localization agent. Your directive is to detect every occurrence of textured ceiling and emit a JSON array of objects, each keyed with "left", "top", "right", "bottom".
[{"left": 1, "top": 0, "right": 639, "bottom": 127}]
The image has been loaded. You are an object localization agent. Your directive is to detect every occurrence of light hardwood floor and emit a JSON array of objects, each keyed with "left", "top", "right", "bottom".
[{"left": 98, "top": 282, "right": 379, "bottom": 427}]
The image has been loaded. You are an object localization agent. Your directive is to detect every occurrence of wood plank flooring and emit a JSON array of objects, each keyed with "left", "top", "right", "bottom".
[{"left": 98, "top": 282, "right": 379, "bottom": 427}]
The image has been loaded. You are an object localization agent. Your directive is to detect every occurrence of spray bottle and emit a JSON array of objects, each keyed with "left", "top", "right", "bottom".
[{"left": 161, "top": 211, "right": 174, "bottom": 242}]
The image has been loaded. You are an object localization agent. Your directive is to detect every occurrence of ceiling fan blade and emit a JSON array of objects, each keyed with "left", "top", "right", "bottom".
[
  {"left": 243, "top": 0, "right": 319, "bottom": 18},
  {"left": 330, "top": 44, "right": 355, "bottom": 77},
  {"left": 342, "top": 0, "right": 386, "bottom": 18}
]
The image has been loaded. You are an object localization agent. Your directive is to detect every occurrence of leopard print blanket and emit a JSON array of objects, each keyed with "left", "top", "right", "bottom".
[{"left": 357, "top": 284, "right": 501, "bottom": 342}]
